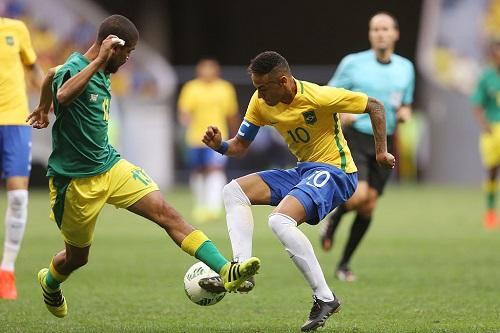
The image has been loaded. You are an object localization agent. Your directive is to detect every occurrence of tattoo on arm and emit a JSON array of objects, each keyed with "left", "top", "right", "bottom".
[{"left": 364, "top": 97, "right": 387, "bottom": 155}]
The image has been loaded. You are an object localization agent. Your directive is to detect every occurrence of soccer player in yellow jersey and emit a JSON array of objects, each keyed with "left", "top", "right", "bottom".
[
  {"left": 26, "top": 15, "right": 260, "bottom": 319},
  {"left": 0, "top": 16, "right": 43, "bottom": 300},
  {"left": 177, "top": 58, "right": 239, "bottom": 222},
  {"left": 201, "top": 51, "right": 394, "bottom": 331}
]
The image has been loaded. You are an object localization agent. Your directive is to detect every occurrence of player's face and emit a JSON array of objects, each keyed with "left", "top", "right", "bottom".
[
  {"left": 197, "top": 60, "right": 220, "bottom": 81},
  {"left": 368, "top": 14, "right": 399, "bottom": 52},
  {"left": 105, "top": 42, "right": 137, "bottom": 74},
  {"left": 251, "top": 73, "right": 287, "bottom": 106}
]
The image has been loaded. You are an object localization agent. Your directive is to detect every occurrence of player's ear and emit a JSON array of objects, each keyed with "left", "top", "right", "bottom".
[{"left": 279, "top": 75, "right": 288, "bottom": 86}]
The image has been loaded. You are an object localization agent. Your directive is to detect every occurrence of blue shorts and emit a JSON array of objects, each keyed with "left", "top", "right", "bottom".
[
  {"left": 258, "top": 162, "right": 358, "bottom": 225},
  {"left": 188, "top": 147, "right": 227, "bottom": 169},
  {"left": 0, "top": 126, "right": 32, "bottom": 178}
]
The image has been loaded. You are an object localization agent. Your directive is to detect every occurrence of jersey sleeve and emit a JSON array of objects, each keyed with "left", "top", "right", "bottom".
[
  {"left": 177, "top": 82, "right": 195, "bottom": 114},
  {"left": 471, "top": 73, "right": 487, "bottom": 107},
  {"left": 317, "top": 86, "right": 368, "bottom": 114},
  {"left": 18, "top": 21, "right": 37, "bottom": 66},
  {"left": 52, "top": 61, "right": 80, "bottom": 97},
  {"left": 327, "top": 55, "right": 353, "bottom": 89},
  {"left": 243, "top": 91, "right": 266, "bottom": 126},
  {"left": 402, "top": 62, "right": 415, "bottom": 105}
]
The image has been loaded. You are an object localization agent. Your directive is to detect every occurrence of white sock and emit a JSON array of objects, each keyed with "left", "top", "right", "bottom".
[
  {"left": 224, "top": 180, "right": 254, "bottom": 262},
  {"left": 268, "top": 213, "right": 335, "bottom": 302},
  {"left": 1, "top": 190, "right": 28, "bottom": 272},
  {"left": 189, "top": 173, "right": 204, "bottom": 209},
  {"left": 205, "top": 170, "right": 226, "bottom": 212}
]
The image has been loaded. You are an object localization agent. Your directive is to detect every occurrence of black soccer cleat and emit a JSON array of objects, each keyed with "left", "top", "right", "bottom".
[
  {"left": 300, "top": 295, "right": 341, "bottom": 332},
  {"left": 198, "top": 275, "right": 255, "bottom": 293}
]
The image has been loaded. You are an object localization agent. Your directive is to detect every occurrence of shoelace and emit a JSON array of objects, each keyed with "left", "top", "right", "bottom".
[{"left": 308, "top": 296, "right": 322, "bottom": 319}]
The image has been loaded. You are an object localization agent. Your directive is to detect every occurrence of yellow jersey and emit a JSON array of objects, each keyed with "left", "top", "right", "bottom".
[
  {"left": 0, "top": 18, "right": 37, "bottom": 125},
  {"left": 244, "top": 79, "right": 368, "bottom": 173},
  {"left": 178, "top": 78, "right": 238, "bottom": 147}
]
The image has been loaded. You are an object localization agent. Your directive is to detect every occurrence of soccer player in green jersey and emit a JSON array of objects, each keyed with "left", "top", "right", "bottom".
[
  {"left": 471, "top": 40, "right": 500, "bottom": 229},
  {"left": 26, "top": 15, "right": 260, "bottom": 318}
]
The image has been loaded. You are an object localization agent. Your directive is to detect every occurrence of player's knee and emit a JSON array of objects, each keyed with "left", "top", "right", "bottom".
[
  {"left": 223, "top": 180, "right": 250, "bottom": 207},
  {"left": 268, "top": 213, "right": 295, "bottom": 236},
  {"left": 8, "top": 190, "right": 28, "bottom": 219},
  {"left": 349, "top": 190, "right": 369, "bottom": 209},
  {"left": 357, "top": 200, "right": 375, "bottom": 217},
  {"left": 67, "top": 255, "right": 88, "bottom": 270}
]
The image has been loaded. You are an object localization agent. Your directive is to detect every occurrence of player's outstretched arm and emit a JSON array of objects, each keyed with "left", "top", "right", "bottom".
[
  {"left": 57, "top": 35, "right": 123, "bottom": 106},
  {"left": 26, "top": 66, "right": 58, "bottom": 129},
  {"left": 364, "top": 97, "right": 395, "bottom": 169},
  {"left": 202, "top": 126, "right": 251, "bottom": 157}
]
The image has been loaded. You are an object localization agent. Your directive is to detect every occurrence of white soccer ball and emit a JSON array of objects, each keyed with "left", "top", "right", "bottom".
[{"left": 183, "top": 262, "right": 226, "bottom": 306}]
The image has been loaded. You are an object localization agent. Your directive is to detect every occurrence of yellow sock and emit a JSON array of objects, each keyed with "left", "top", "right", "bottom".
[
  {"left": 181, "top": 230, "right": 209, "bottom": 256},
  {"left": 181, "top": 230, "right": 228, "bottom": 273}
]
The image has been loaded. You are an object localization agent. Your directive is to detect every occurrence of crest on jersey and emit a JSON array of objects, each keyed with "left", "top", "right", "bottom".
[
  {"left": 302, "top": 110, "right": 317, "bottom": 125},
  {"left": 5, "top": 36, "right": 14, "bottom": 46}
]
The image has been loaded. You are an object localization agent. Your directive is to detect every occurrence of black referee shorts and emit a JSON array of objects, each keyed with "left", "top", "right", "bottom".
[{"left": 343, "top": 126, "right": 394, "bottom": 196}]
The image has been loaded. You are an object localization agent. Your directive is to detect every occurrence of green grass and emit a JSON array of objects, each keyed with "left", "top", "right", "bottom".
[{"left": 0, "top": 184, "right": 499, "bottom": 332}]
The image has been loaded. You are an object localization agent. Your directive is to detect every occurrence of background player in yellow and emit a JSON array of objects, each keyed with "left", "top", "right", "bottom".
[
  {"left": 177, "top": 58, "right": 239, "bottom": 223},
  {"left": 471, "top": 39, "right": 500, "bottom": 229},
  {"left": 26, "top": 15, "right": 260, "bottom": 319},
  {"left": 0, "top": 16, "right": 43, "bottom": 300},
  {"left": 200, "top": 51, "right": 394, "bottom": 331}
]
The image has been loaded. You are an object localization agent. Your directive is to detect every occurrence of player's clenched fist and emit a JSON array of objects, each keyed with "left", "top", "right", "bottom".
[
  {"left": 202, "top": 126, "right": 222, "bottom": 150},
  {"left": 376, "top": 152, "right": 396, "bottom": 169}
]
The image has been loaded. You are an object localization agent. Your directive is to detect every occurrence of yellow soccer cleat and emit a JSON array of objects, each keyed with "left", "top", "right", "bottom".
[
  {"left": 220, "top": 257, "right": 260, "bottom": 292},
  {"left": 37, "top": 268, "right": 67, "bottom": 318}
]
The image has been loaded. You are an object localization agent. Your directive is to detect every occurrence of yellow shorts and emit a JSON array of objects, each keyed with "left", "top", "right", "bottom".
[
  {"left": 480, "top": 123, "right": 500, "bottom": 169},
  {"left": 49, "top": 159, "right": 159, "bottom": 248}
]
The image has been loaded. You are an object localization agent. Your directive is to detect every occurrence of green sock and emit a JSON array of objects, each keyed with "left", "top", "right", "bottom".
[
  {"left": 486, "top": 180, "right": 497, "bottom": 210},
  {"left": 45, "top": 261, "right": 67, "bottom": 290},
  {"left": 45, "top": 270, "right": 61, "bottom": 290},
  {"left": 195, "top": 240, "right": 229, "bottom": 273},
  {"left": 487, "top": 192, "right": 496, "bottom": 210}
]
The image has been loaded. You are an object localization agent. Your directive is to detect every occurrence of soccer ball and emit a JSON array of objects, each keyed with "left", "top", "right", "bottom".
[{"left": 183, "top": 262, "right": 226, "bottom": 306}]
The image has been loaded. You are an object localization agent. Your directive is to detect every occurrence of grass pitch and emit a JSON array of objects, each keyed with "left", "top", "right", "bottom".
[{"left": 0, "top": 184, "right": 499, "bottom": 332}]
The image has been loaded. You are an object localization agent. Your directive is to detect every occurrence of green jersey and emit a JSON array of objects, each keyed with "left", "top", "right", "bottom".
[
  {"left": 47, "top": 52, "right": 120, "bottom": 178},
  {"left": 472, "top": 66, "right": 500, "bottom": 123}
]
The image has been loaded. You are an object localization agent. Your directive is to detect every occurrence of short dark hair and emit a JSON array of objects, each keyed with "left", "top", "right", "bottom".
[
  {"left": 97, "top": 15, "right": 139, "bottom": 46},
  {"left": 369, "top": 11, "right": 399, "bottom": 30},
  {"left": 248, "top": 51, "right": 291, "bottom": 76}
]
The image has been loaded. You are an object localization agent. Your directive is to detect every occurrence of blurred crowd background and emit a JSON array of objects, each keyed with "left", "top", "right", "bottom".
[{"left": 1, "top": 0, "right": 498, "bottom": 189}]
